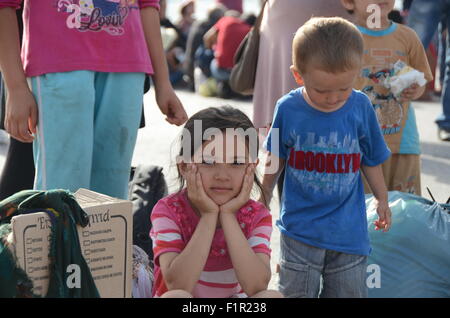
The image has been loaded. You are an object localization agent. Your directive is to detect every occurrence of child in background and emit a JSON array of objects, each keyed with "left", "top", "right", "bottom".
[
  {"left": 0, "top": 0, "right": 187, "bottom": 200},
  {"left": 150, "top": 106, "right": 283, "bottom": 298},
  {"left": 262, "top": 17, "right": 392, "bottom": 298},
  {"left": 177, "top": 0, "right": 196, "bottom": 37},
  {"left": 203, "top": 11, "right": 252, "bottom": 98},
  {"left": 341, "top": 0, "right": 433, "bottom": 195}
]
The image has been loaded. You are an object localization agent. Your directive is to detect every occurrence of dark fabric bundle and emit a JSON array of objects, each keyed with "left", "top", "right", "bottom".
[
  {"left": 0, "top": 224, "right": 35, "bottom": 298},
  {"left": 0, "top": 189, "right": 100, "bottom": 298}
]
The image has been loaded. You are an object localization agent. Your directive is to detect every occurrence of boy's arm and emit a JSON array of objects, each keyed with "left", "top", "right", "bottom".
[
  {"left": 361, "top": 164, "right": 392, "bottom": 232},
  {"left": 140, "top": 7, "right": 187, "bottom": 126},
  {"left": 0, "top": 7, "right": 37, "bottom": 143},
  {"left": 260, "top": 152, "right": 285, "bottom": 207},
  {"left": 203, "top": 26, "right": 218, "bottom": 49}
]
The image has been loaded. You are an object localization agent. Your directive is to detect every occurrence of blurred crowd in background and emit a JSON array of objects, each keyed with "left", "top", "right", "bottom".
[{"left": 159, "top": 0, "right": 447, "bottom": 104}]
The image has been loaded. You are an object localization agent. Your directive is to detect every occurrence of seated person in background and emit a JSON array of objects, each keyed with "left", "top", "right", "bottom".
[
  {"left": 183, "top": 4, "right": 226, "bottom": 91},
  {"left": 177, "top": 0, "right": 196, "bottom": 38},
  {"left": 159, "top": 0, "right": 187, "bottom": 86},
  {"left": 203, "top": 11, "right": 254, "bottom": 98}
]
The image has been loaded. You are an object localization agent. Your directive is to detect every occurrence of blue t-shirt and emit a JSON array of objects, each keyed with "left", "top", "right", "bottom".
[{"left": 265, "top": 88, "right": 391, "bottom": 256}]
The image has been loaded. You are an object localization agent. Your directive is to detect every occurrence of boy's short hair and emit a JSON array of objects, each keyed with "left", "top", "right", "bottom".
[{"left": 292, "top": 17, "right": 364, "bottom": 74}]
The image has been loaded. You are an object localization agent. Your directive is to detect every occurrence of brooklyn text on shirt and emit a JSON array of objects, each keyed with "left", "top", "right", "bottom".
[{"left": 288, "top": 150, "right": 361, "bottom": 174}]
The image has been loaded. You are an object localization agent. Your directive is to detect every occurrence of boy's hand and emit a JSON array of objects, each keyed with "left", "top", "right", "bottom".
[
  {"left": 5, "top": 86, "right": 38, "bottom": 143},
  {"left": 155, "top": 84, "right": 188, "bottom": 126},
  {"left": 220, "top": 164, "right": 255, "bottom": 215},
  {"left": 373, "top": 199, "right": 392, "bottom": 232},
  {"left": 400, "top": 83, "right": 424, "bottom": 102},
  {"left": 185, "top": 164, "right": 219, "bottom": 215}
]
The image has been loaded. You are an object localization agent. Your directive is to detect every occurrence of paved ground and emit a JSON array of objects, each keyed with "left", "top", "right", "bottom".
[{"left": 1, "top": 88, "right": 449, "bottom": 290}]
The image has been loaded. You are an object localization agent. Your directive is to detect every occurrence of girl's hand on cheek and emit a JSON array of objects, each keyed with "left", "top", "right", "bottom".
[
  {"left": 220, "top": 164, "right": 255, "bottom": 215},
  {"left": 186, "top": 164, "right": 219, "bottom": 215}
]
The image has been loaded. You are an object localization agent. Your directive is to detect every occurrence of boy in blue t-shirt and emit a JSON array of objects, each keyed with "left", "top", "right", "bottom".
[{"left": 262, "top": 17, "right": 392, "bottom": 298}]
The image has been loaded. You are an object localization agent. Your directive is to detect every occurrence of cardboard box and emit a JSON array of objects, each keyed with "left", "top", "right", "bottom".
[{"left": 11, "top": 188, "right": 133, "bottom": 298}]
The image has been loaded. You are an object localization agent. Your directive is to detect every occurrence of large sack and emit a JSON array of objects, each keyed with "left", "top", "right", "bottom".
[{"left": 366, "top": 191, "right": 450, "bottom": 298}]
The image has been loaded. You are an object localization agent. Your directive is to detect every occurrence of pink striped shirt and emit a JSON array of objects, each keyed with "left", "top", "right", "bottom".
[
  {"left": 0, "top": 0, "right": 160, "bottom": 77},
  {"left": 150, "top": 189, "right": 272, "bottom": 298}
]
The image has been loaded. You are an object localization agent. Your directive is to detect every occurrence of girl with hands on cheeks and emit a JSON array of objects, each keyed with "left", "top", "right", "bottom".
[
  {"left": 149, "top": 106, "right": 283, "bottom": 298},
  {"left": 184, "top": 162, "right": 256, "bottom": 218}
]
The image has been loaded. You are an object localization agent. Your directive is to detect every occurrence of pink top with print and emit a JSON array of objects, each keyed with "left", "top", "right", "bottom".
[
  {"left": 150, "top": 189, "right": 272, "bottom": 298},
  {"left": 0, "top": 0, "right": 159, "bottom": 77}
]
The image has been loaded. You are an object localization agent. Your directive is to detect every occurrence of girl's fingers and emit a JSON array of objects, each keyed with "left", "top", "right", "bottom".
[
  {"left": 246, "top": 165, "right": 255, "bottom": 191},
  {"left": 194, "top": 165, "right": 200, "bottom": 188},
  {"left": 195, "top": 167, "right": 209, "bottom": 197},
  {"left": 196, "top": 170, "right": 202, "bottom": 191},
  {"left": 186, "top": 165, "right": 197, "bottom": 195},
  {"left": 239, "top": 165, "right": 254, "bottom": 199}
]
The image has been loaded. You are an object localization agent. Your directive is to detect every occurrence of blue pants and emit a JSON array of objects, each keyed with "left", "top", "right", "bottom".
[
  {"left": 279, "top": 233, "right": 368, "bottom": 298},
  {"left": 30, "top": 71, "right": 145, "bottom": 199},
  {"left": 194, "top": 46, "right": 214, "bottom": 77},
  {"left": 210, "top": 59, "right": 231, "bottom": 82},
  {"left": 408, "top": 0, "right": 450, "bottom": 131}
]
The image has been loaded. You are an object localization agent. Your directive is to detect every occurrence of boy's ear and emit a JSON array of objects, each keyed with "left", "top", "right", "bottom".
[{"left": 290, "top": 65, "right": 304, "bottom": 86}]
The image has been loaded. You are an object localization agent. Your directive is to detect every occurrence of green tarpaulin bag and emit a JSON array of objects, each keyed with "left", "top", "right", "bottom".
[{"left": 366, "top": 191, "right": 450, "bottom": 298}]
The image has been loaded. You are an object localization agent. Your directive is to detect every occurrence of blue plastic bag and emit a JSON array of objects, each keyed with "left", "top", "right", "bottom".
[{"left": 366, "top": 191, "right": 450, "bottom": 298}]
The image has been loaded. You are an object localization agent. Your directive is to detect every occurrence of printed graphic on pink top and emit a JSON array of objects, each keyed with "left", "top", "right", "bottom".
[{"left": 56, "top": 0, "right": 139, "bottom": 35}]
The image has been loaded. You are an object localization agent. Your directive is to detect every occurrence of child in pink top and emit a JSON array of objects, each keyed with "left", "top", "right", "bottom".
[
  {"left": 0, "top": 0, "right": 188, "bottom": 199},
  {"left": 150, "top": 106, "right": 283, "bottom": 298}
]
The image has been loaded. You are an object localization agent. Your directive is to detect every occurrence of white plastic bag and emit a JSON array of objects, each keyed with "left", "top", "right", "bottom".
[{"left": 383, "top": 60, "right": 427, "bottom": 97}]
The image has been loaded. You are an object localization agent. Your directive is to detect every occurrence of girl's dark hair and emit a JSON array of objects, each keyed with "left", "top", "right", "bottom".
[{"left": 177, "top": 106, "right": 266, "bottom": 205}]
